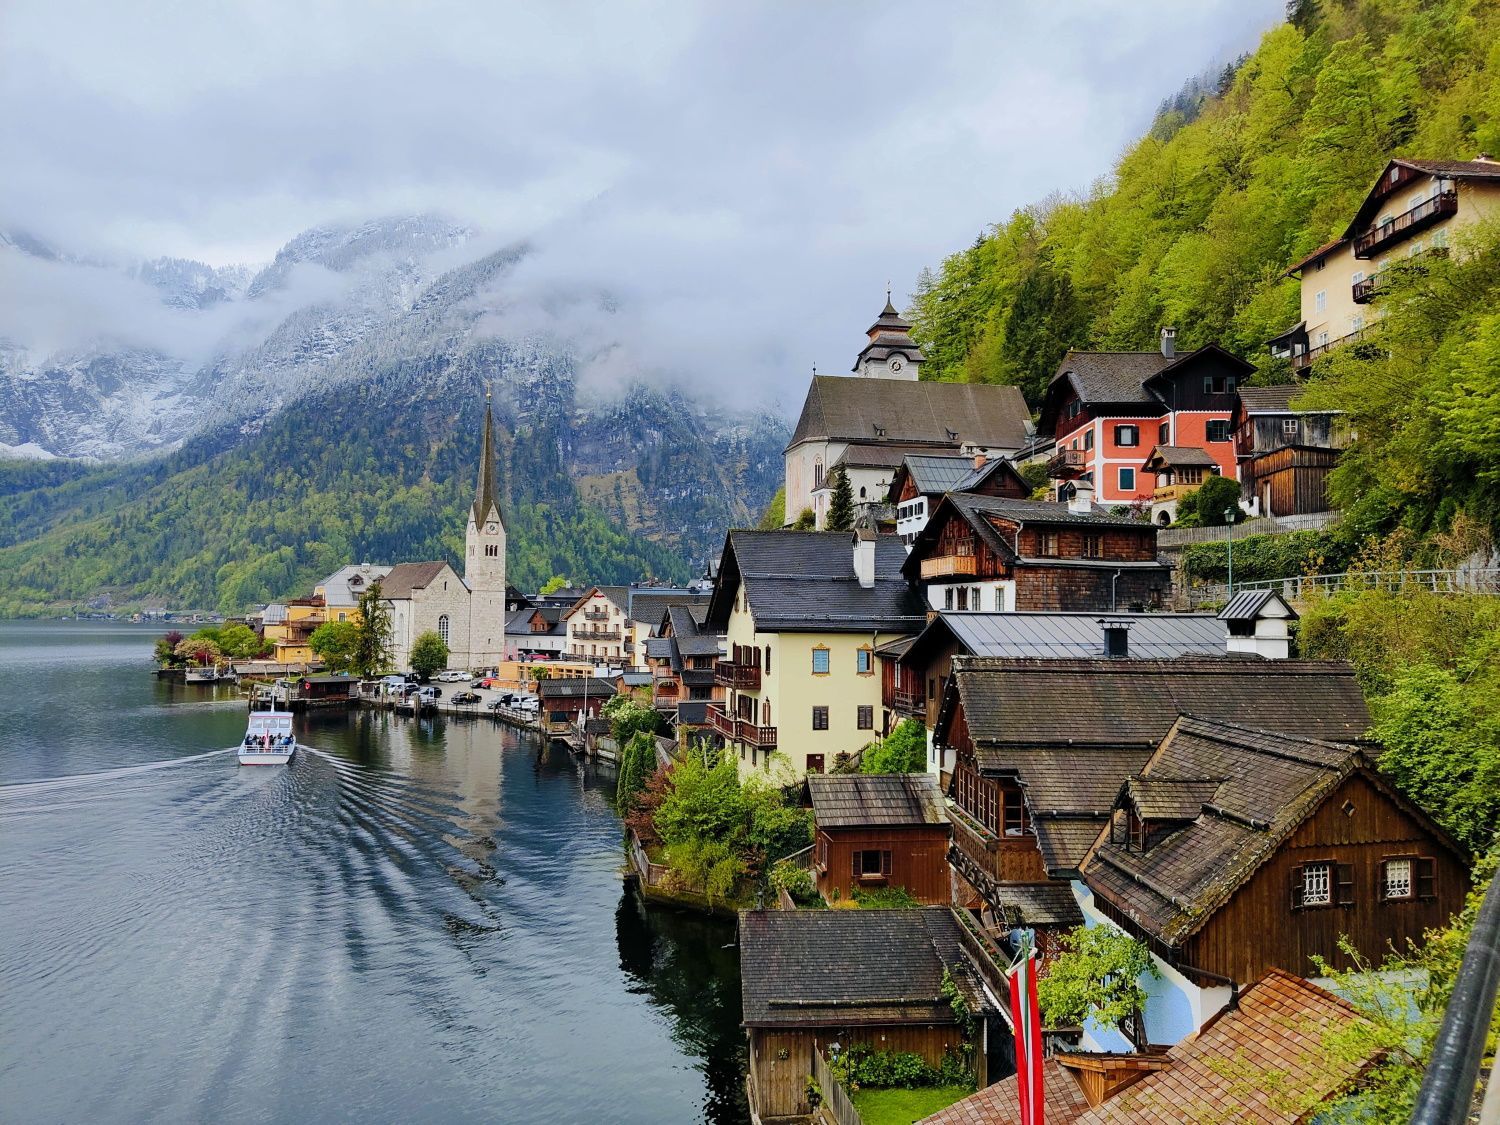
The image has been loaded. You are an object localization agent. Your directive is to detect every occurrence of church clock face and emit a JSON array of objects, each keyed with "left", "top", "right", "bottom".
[
  {"left": 486, "top": 522, "right": 498, "bottom": 533},
  {"left": 888, "top": 356, "right": 904, "bottom": 374}
]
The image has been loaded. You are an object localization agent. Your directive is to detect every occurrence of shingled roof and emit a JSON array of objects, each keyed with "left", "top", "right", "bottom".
[
  {"left": 1076, "top": 969, "right": 1376, "bottom": 1123},
  {"left": 788, "top": 376, "right": 1030, "bottom": 452},
  {"left": 739, "top": 908, "right": 972, "bottom": 1028},
  {"left": 1142, "top": 445, "right": 1219, "bottom": 471},
  {"left": 919, "top": 1059, "right": 1094, "bottom": 1124},
  {"left": 536, "top": 677, "right": 618, "bottom": 700},
  {"left": 1236, "top": 385, "right": 1301, "bottom": 414},
  {"left": 807, "top": 773, "right": 947, "bottom": 829},
  {"left": 941, "top": 658, "right": 1371, "bottom": 874},
  {"left": 378, "top": 561, "right": 451, "bottom": 600},
  {"left": 706, "top": 530, "right": 926, "bottom": 634}
]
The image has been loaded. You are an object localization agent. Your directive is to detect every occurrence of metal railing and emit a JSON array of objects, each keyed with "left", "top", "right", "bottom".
[
  {"left": 1189, "top": 568, "right": 1500, "bottom": 604},
  {"left": 1410, "top": 867, "right": 1499, "bottom": 1124}
]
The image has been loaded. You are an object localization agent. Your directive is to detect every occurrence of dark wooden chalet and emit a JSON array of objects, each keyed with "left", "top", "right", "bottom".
[
  {"left": 806, "top": 773, "right": 951, "bottom": 905},
  {"left": 536, "top": 676, "right": 618, "bottom": 725},
  {"left": 887, "top": 453, "right": 1032, "bottom": 546},
  {"left": 1081, "top": 715, "right": 1469, "bottom": 984},
  {"left": 740, "top": 908, "right": 982, "bottom": 1121},
  {"left": 901, "top": 493, "right": 1170, "bottom": 614},
  {"left": 932, "top": 657, "right": 1372, "bottom": 950},
  {"left": 1232, "top": 385, "right": 1346, "bottom": 517}
]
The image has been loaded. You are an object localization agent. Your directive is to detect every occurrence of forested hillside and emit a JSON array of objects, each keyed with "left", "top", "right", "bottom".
[{"left": 909, "top": 0, "right": 1500, "bottom": 533}]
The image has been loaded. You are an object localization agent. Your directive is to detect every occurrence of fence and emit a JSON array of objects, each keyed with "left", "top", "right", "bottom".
[
  {"left": 1188, "top": 568, "right": 1500, "bottom": 605},
  {"left": 628, "top": 832, "right": 671, "bottom": 890},
  {"left": 811, "top": 1046, "right": 864, "bottom": 1125}
]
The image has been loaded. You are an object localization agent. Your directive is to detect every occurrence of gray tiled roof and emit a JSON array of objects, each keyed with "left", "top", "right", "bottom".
[
  {"left": 1054, "top": 351, "right": 1171, "bottom": 406},
  {"left": 627, "top": 589, "right": 710, "bottom": 627},
  {"left": 836, "top": 444, "right": 941, "bottom": 470},
  {"left": 900, "top": 454, "right": 981, "bottom": 494},
  {"left": 807, "top": 773, "right": 948, "bottom": 829},
  {"left": 1397, "top": 157, "right": 1500, "bottom": 179},
  {"left": 989, "top": 882, "right": 1085, "bottom": 929},
  {"left": 536, "top": 677, "right": 618, "bottom": 699},
  {"left": 788, "top": 376, "right": 1031, "bottom": 451},
  {"left": 739, "top": 908, "right": 968, "bottom": 1027},
  {"left": 1081, "top": 717, "right": 1369, "bottom": 946},
  {"left": 1143, "top": 445, "right": 1218, "bottom": 470}
]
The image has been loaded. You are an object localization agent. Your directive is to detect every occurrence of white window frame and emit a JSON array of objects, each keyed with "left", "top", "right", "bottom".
[
  {"left": 1314, "top": 290, "right": 1326, "bottom": 312},
  {"left": 437, "top": 614, "right": 450, "bottom": 644}
]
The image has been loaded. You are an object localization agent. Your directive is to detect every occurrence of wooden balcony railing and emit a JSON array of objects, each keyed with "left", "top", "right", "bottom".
[
  {"left": 705, "top": 705, "right": 777, "bottom": 748},
  {"left": 1153, "top": 482, "right": 1202, "bottom": 503},
  {"left": 920, "top": 553, "right": 978, "bottom": 579},
  {"left": 573, "top": 627, "right": 621, "bottom": 641},
  {"left": 707, "top": 705, "right": 737, "bottom": 740},
  {"left": 1290, "top": 324, "right": 1374, "bottom": 370},
  {"left": 1046, "top": 448, "right": 1088, "bottom": 478},
  {"left": 1353, "top": 191, "right": 1456, "bottom": 257},
  {"left": 1351, "top": 275, "right": 1379, "bottom": 303},
  {"left": 884, "top": 685, "right": 925, "bottom": 715},
  {"left": 714, "top": 660, "right": 761, "bottom": 690}
]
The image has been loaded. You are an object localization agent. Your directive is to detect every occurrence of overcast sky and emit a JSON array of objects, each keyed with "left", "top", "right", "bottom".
[{"left": 2, "top": 0, "right": 1283, "bottom": 408}]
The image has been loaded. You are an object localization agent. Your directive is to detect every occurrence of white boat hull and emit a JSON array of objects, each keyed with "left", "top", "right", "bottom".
[
  {"left": 241, "top": 710, "right": 296, "bottom": 766},
  {"left": 238, "top": 746, "right": 296, "bottom": 766}
]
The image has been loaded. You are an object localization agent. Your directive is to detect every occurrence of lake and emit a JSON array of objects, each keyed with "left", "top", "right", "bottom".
[{"left": 0, "top": 621, "right": 747, "bottom": 1124}]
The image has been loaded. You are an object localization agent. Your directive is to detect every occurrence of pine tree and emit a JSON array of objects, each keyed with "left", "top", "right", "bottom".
[{"left": 826, "top": 466, "right": 854, "bottom": 532}]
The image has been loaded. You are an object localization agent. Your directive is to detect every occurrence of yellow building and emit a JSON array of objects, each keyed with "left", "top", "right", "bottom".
[
  {"left": 1272, "top": 155, "right": 1500, "bottom": 367},
  {"left": 260, "top": 599, "right": 327, "bottom": 665},
  {"left": 703, "top": 529, "right": 926, "bottom": 780}
]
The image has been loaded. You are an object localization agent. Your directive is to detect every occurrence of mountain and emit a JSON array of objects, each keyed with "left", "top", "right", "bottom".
[{"left": 0, "top": 219, "right": 788, "bottom": 614}]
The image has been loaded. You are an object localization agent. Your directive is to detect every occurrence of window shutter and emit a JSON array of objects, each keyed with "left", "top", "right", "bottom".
[
  {"left": 1336, "top": 863, "right": 1356, "bottom": 907},
  {"left": 881, "top": 851, "right": 892, "bottom": 877},
  {"left": 1290, "top": 866, "right": 1305, "bottom": 911},
  {"left": 852, "top": 851, "right": 861, "bottom": 879},
  {"left": 1416, "top": 857, "right": 1437, "bottom": 900}
]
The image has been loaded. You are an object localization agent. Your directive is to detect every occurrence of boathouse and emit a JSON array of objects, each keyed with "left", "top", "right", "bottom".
[{"left": 805, "top": 773, "right": 951, "bottom": 905}]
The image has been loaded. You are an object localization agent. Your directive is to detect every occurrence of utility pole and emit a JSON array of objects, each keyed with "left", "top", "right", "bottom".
[{"left": 1224, "top": 507, "right": 1238, "bottom": 597}]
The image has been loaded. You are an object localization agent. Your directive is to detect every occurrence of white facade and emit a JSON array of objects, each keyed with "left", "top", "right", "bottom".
[
  {"left": 564, "top": 590, "right": 630, "bottom": 664},
  {"left": 388, "top": 564, "right": 474, "bottom": 672},
  {"left": 925, "top": 580, "right": 1016, "bottom": 614}
]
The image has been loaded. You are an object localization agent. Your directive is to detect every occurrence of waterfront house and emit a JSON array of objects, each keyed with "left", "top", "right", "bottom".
[
  {"left": 900, "top": 490, "right": 1171, "bottom": 616},
  {"left": 784, "top": 298, "right": 1031, "bottom": 528},
  {"left": 314, "top": 563, "right": 391, "bottom": 619},
  {"left": 1231, "top": 385, "right": 1346, "bottom": 517},
  {"left": 888, "top": 452, "right": 1032, "bottom": 546},
  {"left": 562, "top": 586, "right": 630, "bottom": 665},
  {"left": 261, "top": 597, "right": 328, "bottom": 665},
  {"left": 1079, "top": 715, "right": 1468, "bottom": 1002},
  {"left": 704, "top": 529, "right": 927, "bottom": 780},
  {"left": 505, "top": 605, "right": 567, "bottom": 660},
  {"left": 920, "top": 970, "right": 1377, "bottom": 1124},
  {"left": 1271, "top": 155, "right": 1500, "bottom": 369},
  {"left": 934, "top": 656, "right": 1379, "bottom": 1045},
  {"left": 537, "top": 676, "right": 618, "bottom": 738},
  {"left": 625, "top": 588, "right": 711, "bottom": 670},
  {"left": 739, "top": 907, "right": 980, "bottom": 1121},
  {"left": 1037, "top": 332, "right": 1250, "bottom": 505},
  {"left": 806, "top": 773, "right": 951, "bottom": 905},
  {"left": 645, "top": 604, "right": 724, "bottom": 737}
]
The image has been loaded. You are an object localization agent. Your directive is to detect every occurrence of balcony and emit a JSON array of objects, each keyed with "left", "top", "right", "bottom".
[
  {"left": 573, "top": 627, "right": 621, "bottom": 641},
  {"left": 885, "top": 685, "right": 925, "bottom": 715},
  {"left": 1152, "top": 482, "right": 1202, "bottom": 503},
  {"left": 714, "top": 659, "right": 761, "bottom": 690},
  {"left": 1046, "top": 448, "right": 1087, "bottom": 479},
  {"left": 705, "top": 705, "right": 777, "bottom": 748},
  {"left": 707, "top": 705, "right": 737, "bottom": 740},
  {"left": 1351, "top": 275, "right": 1379, "bottom": 303},
  {"left": 1353, "top": 191, "right": 1456, "bottom": 258},
  {"left": 583, "top": 607, "right": 611, "bottom": 622},
  {"left": 920, "top": 553, "right": 978, "bottom": 579}
]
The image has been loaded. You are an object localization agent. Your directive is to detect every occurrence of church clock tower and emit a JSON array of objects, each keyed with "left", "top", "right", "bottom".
[
  {"left": 853, "top": 291, "right": 923, "bottom": 380},
  {"left": 465, "top": 390, "right": 508, "bottom": 666}
]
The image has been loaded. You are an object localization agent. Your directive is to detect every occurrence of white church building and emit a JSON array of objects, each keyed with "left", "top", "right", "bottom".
[{"left": 379, "top": 394, "right": 509, "bottom": 672}]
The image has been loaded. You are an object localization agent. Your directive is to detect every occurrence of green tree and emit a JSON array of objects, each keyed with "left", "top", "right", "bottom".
[
  {"left": 1038, "top": 925, "right": 1160, "bottom": 1050},
  {"left": 790, "top": 508, "right": 816, "bottom": 531},
  {"left": 540, "top": 575, "right": 570, "bottom": 595},
  {"left": 174, "top": 636, "right": 222, "bottom": 666},
  {"left": 153, "top": 629, "right": 186, "bottom": 667},
  {"left": 608, "top": 697, "right": 661, "bottom": 745},
  {"left": 1001, "top": 258, "right": 1087, "bottom": 401},
  {"left": 616, "top": 730, "right": 658, "bottom": 813},
  {"left": 351, "top": 581, "right": 393, "bottom": 677},
  {"left": 409, "top": 631, "right": 449, "bottom": 679},
  {"left": 758, "top": 486, "right": 787, "bottom": 530},
  {"left": 861, "top": 718, "right": 928, "bottom": 774},
  {"left": 1175, "top": 473, "right": 1244, "bottom": 527},
  {"left": 308, "top": 620, "right": 360, "bottom": 671},
  {"left": 826, "top": 466, "right": 854, "bottom": 532}
]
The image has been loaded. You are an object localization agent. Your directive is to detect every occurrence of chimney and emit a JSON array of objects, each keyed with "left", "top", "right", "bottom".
[
  {"left": 853, "top": 528, "right": 876, "bottom": 589},
  {"left": 1101, "top": 620, "right": 1131, "bottom": 658},
  {"left": 1160, "top": 327, "right": 1176, "bottom": 359},
  {"left": 973, "top": 450, "right": 988, "bottom": 471},
  {"left": 1068, "top": 481, "right": 1094, "bottom": 515}
]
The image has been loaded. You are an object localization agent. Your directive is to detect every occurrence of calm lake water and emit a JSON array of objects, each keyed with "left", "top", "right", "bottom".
[{"left": 0, "top": 621, "right": 747, "bottom": 1124}]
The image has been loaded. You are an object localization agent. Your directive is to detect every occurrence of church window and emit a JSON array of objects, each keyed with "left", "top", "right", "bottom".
[{"left": 438, "top": 615, "right": 450, "bottom": 644}]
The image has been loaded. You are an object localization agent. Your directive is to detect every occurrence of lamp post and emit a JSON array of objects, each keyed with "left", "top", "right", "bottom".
[{"left": 1224, "top": 507, "right": 1238, "bottom": 597}]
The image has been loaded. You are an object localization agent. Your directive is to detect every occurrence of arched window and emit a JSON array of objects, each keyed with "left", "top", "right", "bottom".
[{"left": 437, "top": 615, "right": 450, "bottom": 644}]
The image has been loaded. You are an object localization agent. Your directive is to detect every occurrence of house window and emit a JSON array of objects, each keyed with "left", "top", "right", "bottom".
[
  {"left": 814, "top": 459, "right": 825, "bottom": 490},
  {"left": 1302, "top": 862, "right": 1332, "bottom": 906},
  {"left": 812, "top": 647, "right": 830, "bottom": 675},
  {"left": 856, "top": 648, "right": 873, "bottom": 675},
  {"left": 812, "top": 706, "right": 829, "bottom": 731},
  {"left": 1207, "top": 419, "right": 1231, "bottom": 442},
  {"left": 1316, "top": 331, "right": 1329, "bottom": 348},
  {"left": 1315, "top": 290, "right": 1327, "bottom": 312},
  {"left": 806, "top": 754, "right": 825, "bottom": 774},
  {"left": 437, "top": 615, "right": 450, "bottom": 644},
  {"left": 1283, "top": 418, "right": 1299, "bottom": 436},
  {"left": 1382, "top": 859, "right": 1413, "bottom": 900},
  {"left": 1351, "top": 314, "right": 1364, "bottom": 332},
  {"left": 857, "top": 705, "right": 873, "bottom": 730},
  {"left": 1158, "top": 421, "right": 1169, "bottom": 443},
  {"left": 1001, "top": 787, "right": 1030, "bottom": 836},
  {"left": 1115, "top": 424, "right": 1138, "bottom": 447},
  {"left": 1118, "top": 467, "right": 1136, "bottom": 491},
  {"left": 1351, "top": 270, "right": 1364, "bottom": 286},
  {"left": 854, "top": 849, "right": 892, "bottom": 877},
  {"left": 1083, "top": 534, "right": 1104, "bottom": 559},
  {"left": 765, "top": 646, "right": 772, "bottom": 675},
  {"left": 956, "top": 586, "right": 968, "bottom": 611},
  {"left": 944, "top": 587, "right": 955, "bottom": 610},
  {"left": 1039, "top": 532, "right": 1059, "bottom": 556},
  {"left": 1067, "top": 400, "right": 1081, "bottom": 419},
  {"left": 1084, "top": 430, "right": 1094, "bottom": 450},
  {"left": 337, "top": 613, "right": 347, "bottom": 622}
]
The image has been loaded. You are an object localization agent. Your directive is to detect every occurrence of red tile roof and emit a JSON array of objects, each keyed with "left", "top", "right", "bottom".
[{"left": 919, "top": 1059, "right": 1093, "bottom": 1124}]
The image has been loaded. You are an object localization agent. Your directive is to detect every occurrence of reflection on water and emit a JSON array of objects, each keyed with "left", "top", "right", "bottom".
[{"left": 0, "top": 622, "right": 747, "bottom": 1124}]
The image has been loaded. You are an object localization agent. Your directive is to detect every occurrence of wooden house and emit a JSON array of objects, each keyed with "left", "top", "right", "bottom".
[
  {"left": 536, "top": 676, "right": 618, "bottom": 735},
  {"left": 1037, "top": 336, "right": 1251, "bottom": 504},
  {"left": 806, "top": 773, "right": 951, "bottom": 905},
  {"left": 1080, "top": 715, "right": 1469, "bottom": 985},
  {"left": 643, "top": 604, "right": 724, "bottom": 734},
  {"left": 887, "top": 452, "right": 1032, "bottom": 546},
  {"left": 739, "top": 908, "right": 980, "bottom": 1121},
  {"left": 1231, "top": 385, "right": 1346, "bottom": 517},
  {"left": 1139, "top": 445, "right": 1221, "bottom": 526},
  {"left": 901, "top": 492, "right": 1171, "bottom": 615}
]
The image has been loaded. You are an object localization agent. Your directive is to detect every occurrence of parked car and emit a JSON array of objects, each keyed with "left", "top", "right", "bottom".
[
  {"left": 450, "top": 691, "right": 481, "bottom": 705},
  {"left": 436, "top": 670, "right": 470, "bottom": 683}
]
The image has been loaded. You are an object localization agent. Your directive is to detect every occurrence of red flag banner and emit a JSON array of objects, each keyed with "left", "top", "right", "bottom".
[{"left": 1009, "top": 942, "right": 1044, "bottom": 1125}]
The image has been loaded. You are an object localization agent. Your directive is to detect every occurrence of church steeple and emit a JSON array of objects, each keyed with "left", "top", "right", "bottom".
[
  {"left": 854, "top": 291, "right": 923, "bottom": 379},
  {"left": 472, "top": 388, "right": 502, "bottom": 527}
]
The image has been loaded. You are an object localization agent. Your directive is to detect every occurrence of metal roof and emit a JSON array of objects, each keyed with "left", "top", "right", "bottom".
[{"left": 933, "top": 611, "right": 1229, "bottom": 660}]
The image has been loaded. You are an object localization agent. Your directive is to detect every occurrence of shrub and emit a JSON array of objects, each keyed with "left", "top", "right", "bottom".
[
  {"left": 1174, "top": 473, "right": 1242, "bottom": 526},
  {"left": 828, "top": 1044, "right": 940, "bottom": 1091},
  {"left": 852, "top": 885, "right": 919, "bottom": 909},
  {"left": 1181, "top": 529, "right": 1347, "bottom": 585},
  {"left": 861, "top": 718, "right": 927, "bottom": 774},
  {"left": 769, "top": 860, "right": 817, "bottom": 904}
]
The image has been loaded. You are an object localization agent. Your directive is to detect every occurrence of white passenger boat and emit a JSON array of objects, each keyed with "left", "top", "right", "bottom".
[{"left": 239, "top": 709, "right": 296, "bottom": 765}]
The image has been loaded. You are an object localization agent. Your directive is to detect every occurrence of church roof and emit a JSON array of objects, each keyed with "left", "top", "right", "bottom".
[
  {"left": 788, "top": 377, "right": 1030, "bottom": 452},
  {"left": 380, "top": 561, "right": 450, "bottom": 600},
  {"left": 472, "top": 395, "right": 504, "bottom": 527}
]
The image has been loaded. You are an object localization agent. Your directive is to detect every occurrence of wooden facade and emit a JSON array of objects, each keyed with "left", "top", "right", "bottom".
[
  {"left": 1241, "top": 445, "right": 1341, "bottom": 517},
  {"left": 814, "top": 823, "right": 952, "bottom": 905},
  {"left": 1167, "top": 771, "right": 1470, "bottom": 983}
]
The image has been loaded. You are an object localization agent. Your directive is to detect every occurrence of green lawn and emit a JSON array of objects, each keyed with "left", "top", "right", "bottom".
[{"left": 849, "top": 1085, "right": 971, "bottom": 1125}]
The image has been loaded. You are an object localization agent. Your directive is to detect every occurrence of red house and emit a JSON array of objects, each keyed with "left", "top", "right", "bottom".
[{"left": 1038, "top": 330, "right": 1250, "bottom": 505}]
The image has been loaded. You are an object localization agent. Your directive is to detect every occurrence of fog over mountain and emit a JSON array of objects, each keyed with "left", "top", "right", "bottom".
[{"left": 1, "top": 0, "right": 1282, "bottom": 462}]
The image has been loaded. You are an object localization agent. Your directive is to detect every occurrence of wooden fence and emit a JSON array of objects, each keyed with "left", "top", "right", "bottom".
[
  {"left": 628, "top": 832, "right": 671, "bottom": 889},
  {"left": 811, "top": 1046, "right": 864, "bottom": 1125}
]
